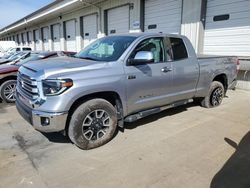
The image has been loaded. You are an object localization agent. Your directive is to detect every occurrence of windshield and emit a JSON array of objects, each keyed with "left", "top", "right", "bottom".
[
  {"left": 15, "top": 53, "right": 43, "bottom": 65},
  {"left": 76, "top": 36, "right": 136, "bottom": 62},
  {"left": 8, "top": 52, "right": 25, "bottom": 61}
]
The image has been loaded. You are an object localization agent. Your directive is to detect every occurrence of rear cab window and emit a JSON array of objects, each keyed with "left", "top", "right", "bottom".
[
  {"left": 169, "top": 37, "right": 188, "bottom": 61},
  {"left": 23, "top": 48, "right": 32, "bottom": 51}
]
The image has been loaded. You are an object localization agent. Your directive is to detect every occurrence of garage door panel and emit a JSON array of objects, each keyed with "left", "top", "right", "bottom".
[
  {"left": 28, "top": 31, "right": 32, "bottom": 45},
  {"left": 23, "top": 33, "right": 28, "bottom": 45},
  {"left": 205, "top": 27, "right": 250, "bottom": 36},
  {"left": 107, "top": 5, "right": 129, "bottom": 35},
  {"left": 206, "top": 11, "right": 250, "bottom": 25},
  {"left": 206, "top": 19, "right": 250, "bottom": 30},
  {"left": 205, "top": 38, "right": 250, "bottom": 45},
  {"left": 207, "top": 0, "right": 246, "bottom": 7},
  {"left": 82, "top": 14, "right": 98, "bottom": 47},
  {"left": 65, "top": 20, "right": 76, "bottom": 52},
  {"left": 204, "top": 0, "right": 250, "bottom": 56},
  {"left": 207, "top": 1, "right": 250, "bottom": 15},
  {"left": 144, "top": 0, "right": 182, "bottom": 34},
  {"left": 52, "top": 24, "right": 61, "bottom": 51},
  {"left": 34, "top": 29, "right": 42, "bottom": 51},
  {"left": 42, "top": 27, "right": 49, "bottom": 51}
]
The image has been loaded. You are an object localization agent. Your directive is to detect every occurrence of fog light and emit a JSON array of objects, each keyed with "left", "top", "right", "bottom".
[{"left": 41, "top": 117, "right": 50, "bottom": 126}]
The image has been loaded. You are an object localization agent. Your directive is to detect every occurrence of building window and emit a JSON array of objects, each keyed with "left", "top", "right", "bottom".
[{"left": 213, "top": 14, "right": 230, "bottom": 22}]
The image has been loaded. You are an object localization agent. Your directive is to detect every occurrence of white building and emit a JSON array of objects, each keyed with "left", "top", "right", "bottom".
[{"left": 0, "top": 0, "right": 249, "bottom": 88}]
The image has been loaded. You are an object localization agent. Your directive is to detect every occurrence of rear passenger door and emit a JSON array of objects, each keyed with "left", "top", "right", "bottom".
[{"left": 169, "top": 37, "right": 199, "bottom": 100}]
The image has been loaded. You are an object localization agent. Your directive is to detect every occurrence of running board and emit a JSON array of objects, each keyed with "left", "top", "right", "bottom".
[{"left": 124, "top": 99, "right": 192, "bottom": 123}]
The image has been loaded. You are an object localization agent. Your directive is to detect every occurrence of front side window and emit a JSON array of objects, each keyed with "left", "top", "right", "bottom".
[
  {"left": 170, "top": 37, "right": 188, "bottom": 61},
  {"left": 76, "top": 36, "right": 136, "bottom": 62},
  {"left": 130, "top": 37, "right": 165, "bottom": 63}
]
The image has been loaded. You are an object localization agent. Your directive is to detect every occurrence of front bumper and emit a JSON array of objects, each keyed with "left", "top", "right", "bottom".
[{"left": 16, "top": 94, "right": 68, "bottom": 133}]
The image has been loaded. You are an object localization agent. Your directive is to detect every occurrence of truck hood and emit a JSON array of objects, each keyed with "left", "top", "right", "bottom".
[{"left": 22, "top": 57, "right": 108, "bottom": 78}]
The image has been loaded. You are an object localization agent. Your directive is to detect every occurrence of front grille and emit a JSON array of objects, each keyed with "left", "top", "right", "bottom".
[{"left": 17, "top": 72, "right": 39, "bottom": 100}]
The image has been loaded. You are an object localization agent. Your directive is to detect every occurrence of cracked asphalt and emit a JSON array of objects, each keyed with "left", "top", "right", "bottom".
[{"left": 0, "top": 90, "right": 250, "bottom": 188}]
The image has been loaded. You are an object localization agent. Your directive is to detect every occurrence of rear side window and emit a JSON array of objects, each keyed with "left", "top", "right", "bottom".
[
  {"left": 16, "top": 48, "right": 21, "bottom": 51},
  {"left": 170, "top": 37, "right": 188, "bottom": 60}
]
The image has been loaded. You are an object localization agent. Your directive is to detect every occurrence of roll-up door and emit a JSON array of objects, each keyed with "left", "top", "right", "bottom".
[
  {"left": 22, "top": 32, "right": 28, "bottom": 46},
  {"left": 34, "top": 29, "right": 42, "bottom": 51},
  {"left": 19, "top": 34, "right": 22, "bottom": 45},
  {"left": 27, "top": 31, "right": 32, "bottom": 46},
  {"left": 107, "top": 5, "right": 130, "bottom": 35},
  {"left": 144, "top": 0, "right": 182, "bottom": 34},
  {"left": 82, "top": 14, "right": 98, "bottom": 47},
  {"left": 65, "top": 20, "right": 76, "bottom": 52},
  {"left": 52, "top": 24, "right": 61, "bottom": 51},
  {"left": 42, "top": 27, "right": 49, "bottom": 51},
  {"left": 203, "top": 0, "right": 250, "bottom": 56}
]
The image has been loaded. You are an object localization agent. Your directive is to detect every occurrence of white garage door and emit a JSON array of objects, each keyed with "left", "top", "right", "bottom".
[
  {"left": 34, "top": 29, "right": 42, "bottom": 51},
  {"left": 144, "top": 0, "right": 182, "bottom": 34},
  {"left": 22, "top": 33, "right": 28, "bottom": 46},
  {"left": 27, "top": 31, "right": 32, "bottom": 46},
  {"left": 82, "top": 14, "right": 98, "bottom": 47},
  {"left": 65, "top": 20, "right": 76, "bottom": 52},
  {"left": 18, "top": 34, "right": 22, "bottom": 45},
  {"left": 204, "top": 0, "right": 250, "bottom": 56},
  {"left": 52, "top": 24, "right": 61, "bottom": 51},
  {"left": 107, "top": 5, "right": 130, "bottom": 35},
  {"left": 42, "top": 27, "right": 49, "bottom": 51}
]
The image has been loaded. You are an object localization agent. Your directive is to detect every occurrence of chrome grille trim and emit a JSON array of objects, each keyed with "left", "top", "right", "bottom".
[{"left": 17, "top": 72, "right": 39, "bottom": 100}]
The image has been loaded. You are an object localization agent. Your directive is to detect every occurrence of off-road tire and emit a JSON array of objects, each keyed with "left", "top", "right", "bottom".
[
  {"left": 0, "top": 80, "right": 17, "bottom": 103},
  {"left": 200, "top": 81, "right": 225, "bottom": 108},
  {"left": 68, "top": 98, "right": 118, "bottom": 150}
]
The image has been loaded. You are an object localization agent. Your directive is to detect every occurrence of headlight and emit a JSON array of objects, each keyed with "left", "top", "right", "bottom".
[{"left": 42, "top": 79, "right": 73, "bottom": 96}]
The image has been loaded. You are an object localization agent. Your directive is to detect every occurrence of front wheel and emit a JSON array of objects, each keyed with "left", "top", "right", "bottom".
[
  {"left": 68, "top": 98, "right": 118, "bottom": 150},
  {"left": 200, "top": 81, "right": 225, "bottom": 108},
  {"left": 0, "top": 80, "right": 17, "bottom": 103}
]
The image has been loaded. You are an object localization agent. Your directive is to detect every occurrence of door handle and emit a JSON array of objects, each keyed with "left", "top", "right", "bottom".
[{"left": 161, "top": 67, "right": 172, "bottom": 73}]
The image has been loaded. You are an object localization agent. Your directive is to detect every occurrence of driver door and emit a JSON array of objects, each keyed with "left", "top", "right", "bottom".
[{"left": 124, "top": 37, "right": 173, "bottom": 115}]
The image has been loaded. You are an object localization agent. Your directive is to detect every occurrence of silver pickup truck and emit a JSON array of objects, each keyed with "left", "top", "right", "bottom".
[{"left": 16, "top": 33, "right": 238, "bottom": 149}]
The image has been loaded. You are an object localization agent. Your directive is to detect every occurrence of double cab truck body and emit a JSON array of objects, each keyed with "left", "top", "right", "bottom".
[{"left": 16, "top": 33, "right": 238, "bottom": 149}]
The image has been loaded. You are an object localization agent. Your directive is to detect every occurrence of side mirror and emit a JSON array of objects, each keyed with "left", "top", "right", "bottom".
[{"left": 128, "top": 51, "right": 154, "bottom": 65}]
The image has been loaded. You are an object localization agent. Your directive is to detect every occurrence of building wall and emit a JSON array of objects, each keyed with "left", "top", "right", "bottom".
[{"left": 0, "top": 0, "right": 201, "bottom": 52}]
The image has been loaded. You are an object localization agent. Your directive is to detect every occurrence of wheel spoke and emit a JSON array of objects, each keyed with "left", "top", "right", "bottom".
[
  {"left": 95, "top": 110, "right": 105, "bottom": 119},
  {"left": 82, "top": 115, "right": 93, "bottom": 127},
  {"left": 83, "top": 130, "right": 94, "bottom": 141},
  {"left": 103, "top": 116, "right": 111, "bottom": 127},
  {"left": 97, "top": 130, "right": 106, "bottom": 139},
  {"left": 4, "top": 90, "right": 12, "bottom": 94},
  {"left": 6, "top": 85, "right": 12, "bottom": 90},
  {"left": 6, "top": 93, "right": 14, "bottom": 100}
]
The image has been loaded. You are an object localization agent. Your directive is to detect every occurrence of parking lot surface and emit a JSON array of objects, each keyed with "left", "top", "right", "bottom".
[{"left": 0, "top": 90, "right": 249, "bottom": 188}]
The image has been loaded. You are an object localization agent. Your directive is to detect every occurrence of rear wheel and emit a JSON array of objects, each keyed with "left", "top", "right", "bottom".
[
  {"left": 0, "top": 80, "right": 17, "bottom": 103},
  {"left": 68, "top": 98, "right": 118, "bottom": 150},
  {"left": 200, "top": 81, "right": 225, "bottom": 108}
]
